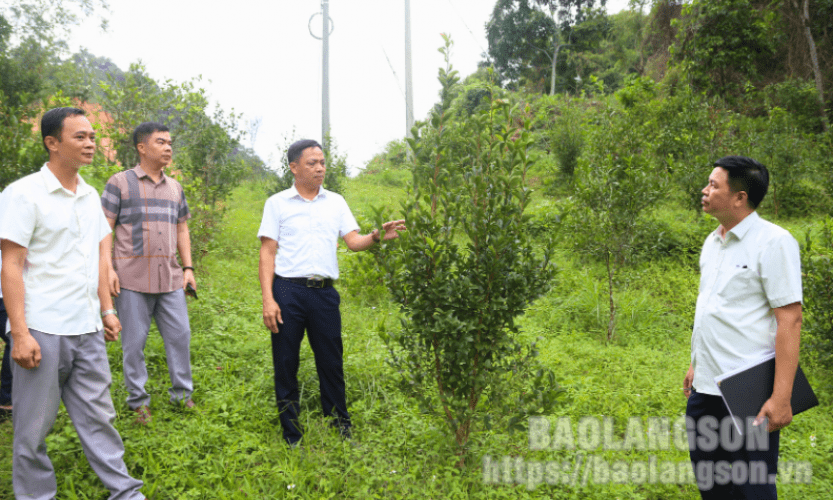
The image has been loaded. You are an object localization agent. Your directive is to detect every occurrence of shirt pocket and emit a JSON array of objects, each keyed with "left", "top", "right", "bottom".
[{"left": 717, "top": 267, "right": 760, "bottom": 301}]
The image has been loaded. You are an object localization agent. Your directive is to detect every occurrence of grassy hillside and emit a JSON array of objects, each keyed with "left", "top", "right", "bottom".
[{"left": 1, "top": 173, "right": 830, "bottom": 499}]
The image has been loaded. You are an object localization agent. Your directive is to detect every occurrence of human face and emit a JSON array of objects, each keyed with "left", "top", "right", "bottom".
[
  {"left": 138, "top": 131, "right": 173, "bottom": 168},
  {"left": 701, "top": 167, "right": 744, "bottom": 220},
  {"left": 290, "top": 146, "right": 326, "bottom": 192},
  {"left": 48, "top": 115, "right": 96, "bottom": 168}
]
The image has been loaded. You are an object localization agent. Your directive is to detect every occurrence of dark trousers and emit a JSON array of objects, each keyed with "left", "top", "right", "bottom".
[
  {"left": 0, "top": 298, "right": 11, "bottom": 406},
  {"left": 270, "top": 278, "right": 350, "bottom": 444},
  {"left": 686, "top": 389, "right": 779, "bottom": 499}
]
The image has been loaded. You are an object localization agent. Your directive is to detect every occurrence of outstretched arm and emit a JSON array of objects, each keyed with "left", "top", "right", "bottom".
[{"left": 342, "top": 219, "right": 407, "bottom": 252}]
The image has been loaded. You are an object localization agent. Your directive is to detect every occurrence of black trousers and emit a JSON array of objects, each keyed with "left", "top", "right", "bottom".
[
  {"left": 270, "top": 278, "right": 350, "bottom": 444},
  {"left": 686, "top": 389, "right": 779, "bottom": 499}
]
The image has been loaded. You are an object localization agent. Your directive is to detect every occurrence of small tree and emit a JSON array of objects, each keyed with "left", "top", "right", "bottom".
[
  {"left": 571, "top": 93, "right": 666, "bottom": 340},
  {"left": 378, "top": 36, "right": 560, "bottom": 460}
]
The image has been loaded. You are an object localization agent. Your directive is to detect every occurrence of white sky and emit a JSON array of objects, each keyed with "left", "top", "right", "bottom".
[{"left": 69, "top": 0, "right": 630, "bottom": 174}]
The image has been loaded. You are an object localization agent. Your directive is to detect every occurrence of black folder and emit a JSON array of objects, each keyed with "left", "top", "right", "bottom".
[{"left": 714, "top": 353, "right": 819, "bottom": 434}]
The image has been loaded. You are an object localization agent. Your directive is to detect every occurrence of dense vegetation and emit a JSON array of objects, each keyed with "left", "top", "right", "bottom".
[{"left": 1, "top": 0, "right": 832, "bottom": 498}]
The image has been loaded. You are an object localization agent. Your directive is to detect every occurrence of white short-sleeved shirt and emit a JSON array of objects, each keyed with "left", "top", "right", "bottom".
[
  {"left": 0, "top": 164, "right": 111, "bottom": 335},
  {"left": 257, "top": 185, "right": 359, "bottom": 280},
  {"left": 691, "top": 211, "right": 803, "bottom": 395}
]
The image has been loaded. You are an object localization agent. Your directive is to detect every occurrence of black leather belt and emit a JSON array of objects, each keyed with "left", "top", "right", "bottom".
[{"left": 276, "top": 275, "right": 334, "bottom": 288}]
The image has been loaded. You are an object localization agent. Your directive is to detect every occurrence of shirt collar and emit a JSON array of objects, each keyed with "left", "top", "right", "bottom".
[
  {"left": 713, "top": 211, "right": 761, "bottom": 241},
  {"left": 282, "top": 183, "right": 327, "bottom": 201},
  {"left": 40, "top": 163, "right": 95, "bottom": 197},
  {"left": 724, "top": 211, "right": 759, "bottom": 241},
  {"left": 133, "top": 164, "right": 166, "bottom": 183}
]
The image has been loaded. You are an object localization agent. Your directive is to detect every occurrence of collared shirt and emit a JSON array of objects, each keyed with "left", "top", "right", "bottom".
[
  {"left": 257, "top": 184, "right": 359, "bottom": 279},
  {"left": 0, "top": 164, "right": 110, "bottom": 335},
  {"left": 691, "top": 211, "right": 802, "bottom": 395},
  {"left": 101, "top": 165, "right": 191, "bottom": 294}
]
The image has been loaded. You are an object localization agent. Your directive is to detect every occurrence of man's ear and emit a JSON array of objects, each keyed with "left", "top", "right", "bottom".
[
  {"left": 736, "top": 190, "right": 750, "bottom": 208},
  {"left": 289, "top": 161, "right": 298, "bottom": 176},
  {"left": 136, "top": 141, "right": 145, "bottom": 156},
  {"left": 44, "top": 135, "right": 60, "bottom": 153}
]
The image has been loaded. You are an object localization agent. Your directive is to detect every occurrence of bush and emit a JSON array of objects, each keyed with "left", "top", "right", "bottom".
[
  {"left": 763, "top": 79, "right": 827, "bottom": 134},
  {"left": 362, "top": 139, "right": 412, "bottom": 175},
  {"left": 629, "top": 210, "right": 714, "bottom": 264},
  {"left": 801, "top": 220, "right": 833, "bottom": 368},
  {"left": 378, "top": 36, "right": 560, "bottom": 456},
  {"left": 337, "top": 215, "right": 389, "bottom": 307},
  {"left": 549, "top": 103, "right": 585, "bottom": 180}
]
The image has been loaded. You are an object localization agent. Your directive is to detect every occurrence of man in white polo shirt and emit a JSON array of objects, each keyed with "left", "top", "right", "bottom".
[
  {"left": 683, "top": 156, "right": 802, "bottom": 499},
  {"left": 0, "top": 191, "right": 9, "bottom": 418},
  {"left": 0, "top": 107, "right": 145, "bottom": 500},
  {"left": 258, "top": 139, "right": 405, "bottom": 446}
]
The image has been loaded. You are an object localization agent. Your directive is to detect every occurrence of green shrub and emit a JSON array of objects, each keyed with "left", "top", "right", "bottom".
[
  {"left": 338, "top": 215, "right": 389, "bottom": 307},
  {"left": 550, "top": 104, "right": 585, "bottom": 180},
  {"left": 378, "top": 36, "right": 560, "bottom": 456},
  {"left": 363, "top": 139, "right": 412, "bottom": 175},
  {"left": 629, "top": 209, "right": 715, "bottom": 264},
  {"left": 763, "top": 79, "right": 827, "bottom": 134},
  {"left": 801, "top": 220, "right": 833, "bottom": 368}
]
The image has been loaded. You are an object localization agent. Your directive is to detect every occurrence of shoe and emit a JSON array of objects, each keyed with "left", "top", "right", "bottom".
[
  {"left": 339, "top": 426, "right": 353, "bottom": 440},
  {"left": 134, "top": 405, "right": 152, "bottom": 425}
]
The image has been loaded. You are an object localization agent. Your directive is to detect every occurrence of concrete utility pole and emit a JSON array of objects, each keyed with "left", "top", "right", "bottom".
[
  {"left": 310, "top": 0, "right": 334, "bottom": 152},
  {"left": 404, "top": 0, "right": 414, "bottom": 138},
  {"left": 322, "top": 0, "right": 331, "bottom": 152}
]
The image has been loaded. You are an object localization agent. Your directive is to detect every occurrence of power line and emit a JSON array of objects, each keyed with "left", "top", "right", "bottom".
[
  {"left": 444, "top": 0, "right": 487, "bottom": 55},
  {"left": 380, "top": 45, "right": 406, "bottom": 100}
]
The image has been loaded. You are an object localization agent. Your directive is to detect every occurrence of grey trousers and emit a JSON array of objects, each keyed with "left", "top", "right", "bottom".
[
  {"left": 11, "top": 329, "right": 145, "bottom": 500},
  {"left": 116, "top": 288, "right": 193, "bottom": 409}
]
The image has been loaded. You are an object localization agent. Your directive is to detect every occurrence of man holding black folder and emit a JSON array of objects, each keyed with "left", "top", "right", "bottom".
[{"left": 683, "top": 156, "right": 803, "bottom": 499}]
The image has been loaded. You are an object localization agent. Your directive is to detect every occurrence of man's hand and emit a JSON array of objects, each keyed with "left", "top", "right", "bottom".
[
  {"left": 183, "top": 268, "right": 196, "bottom": 292},
  {"left": 755, "top": 397, "right": 793, "bottom": 432},
  {"left": 103, "top": 313, "right": 121, "bottom": 342},
  {"left": 378, "top": 219, "right": 407, "bottom": 241},
  {"left": 108, "top": 265, "right": 120, "bottom": 297},
  {"left": 263, "top": 299, "right": 283, "bottom": 334},
  {"left": 11, "top": 330, "right": 41, "bottom": 369},
  {"left": 683, "top": 364, "right": 694, "bottom": 399}
]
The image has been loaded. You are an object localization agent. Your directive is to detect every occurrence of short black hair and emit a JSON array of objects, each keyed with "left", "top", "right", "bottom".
[
  {"left": 287, "top": 139, "right": 322, "bottom": 165},
  {"left": 133, "top": 122, "right": 170, "bottom": 150},
  {"left": 41, "top": 107, "right": 86, "bottom": 153},
  {"left": 714, "top": 156, "right": 769, "bottom": 209}
]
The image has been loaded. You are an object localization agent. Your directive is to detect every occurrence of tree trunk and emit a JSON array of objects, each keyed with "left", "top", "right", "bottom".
[
  {"left": 796, "top": 0, "right": 829, "bottom": 131},
  {"left": 551, "top": 37, "right": 558, "bottom": 95},
  {"left": 606, "top": 250, "right": 616, "bottom": 341}
]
